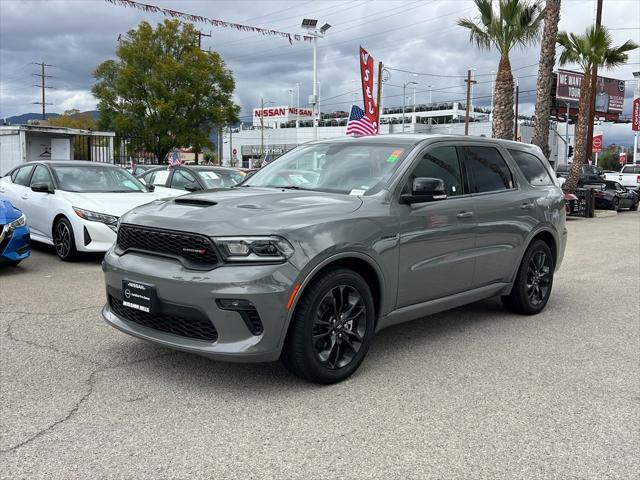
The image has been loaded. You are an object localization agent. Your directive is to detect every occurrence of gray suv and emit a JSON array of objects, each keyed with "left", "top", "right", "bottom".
[{"left": 102, "top": 135, "right": 567, "bottom": 383}]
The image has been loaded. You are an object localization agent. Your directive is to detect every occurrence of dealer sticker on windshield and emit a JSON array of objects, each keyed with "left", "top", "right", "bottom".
[
  {"left": 350, "top": 189, "right": 366, "bottom": 196},
  {"left": 386, "top": 149, "right": 404, "bottom": 163}
]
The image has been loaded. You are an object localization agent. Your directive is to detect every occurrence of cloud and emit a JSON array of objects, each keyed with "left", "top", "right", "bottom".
[{"left": 1, "top": 0, "right": 638, "bottom": 145}]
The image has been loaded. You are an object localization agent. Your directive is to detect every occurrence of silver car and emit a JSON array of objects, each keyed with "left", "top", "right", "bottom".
[{"left": 102, "top": 135, "right": 567, "bottom": 383}]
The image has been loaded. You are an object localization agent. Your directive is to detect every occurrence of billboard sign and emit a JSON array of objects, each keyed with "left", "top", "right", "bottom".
[
  {"left": 556, "top": 69, "right": 626, "bottom": 113},
  {"left": 632, "top": 97, "right": 640, "bottom": 132},
  {"left": 252, "top": 106, "right": 313, "bottom": 126},
  {"left": 592, "top": 132, "right": 603, "bottom": 153}
]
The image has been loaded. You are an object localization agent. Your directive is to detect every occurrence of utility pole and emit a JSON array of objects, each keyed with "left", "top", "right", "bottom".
[
  {"left": 196, "top": 30, "right": 211, "bottom": 50},
  {"left": 229, "top": 127, "right": 233, "bottom": 167},
  {"left": 31, "top": 62, "right": 54, "bottom": 120},
  {"left": 586, "top": 0, "right": 603, "bottom": 163},
  {"left": 260, "top": 98, "right": 274, "bottom": 161},
  {"left": 464, "top": 69, "right": 476, "bottom": 136},
  {"left": 514, "top": 78, "right": 520, "bottom": 141}
]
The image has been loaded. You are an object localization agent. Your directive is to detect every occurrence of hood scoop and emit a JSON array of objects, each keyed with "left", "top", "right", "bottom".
[{"left": 173, "top": 198, "right": 217, "bottom": 207}]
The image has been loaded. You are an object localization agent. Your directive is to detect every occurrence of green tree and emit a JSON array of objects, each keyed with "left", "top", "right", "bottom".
[
  {"left": 458, "top": 0, "right": 543, "bottom": 139},
  {"left": 557, "top": 26, "right": 637, "bottom": 191},
  {"left": 48, "top": 109, "right": 97, "bottom": 130},
  {"left": 92, "top": 20, "right": 239, "bottom": 162},
  {"left": 531, "top": 0, "right": 561, "bottom": 158}
]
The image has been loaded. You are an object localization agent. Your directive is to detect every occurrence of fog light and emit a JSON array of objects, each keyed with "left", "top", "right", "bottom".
[{"left": 217, "top": 298, "right": 254, "bottom": 310}]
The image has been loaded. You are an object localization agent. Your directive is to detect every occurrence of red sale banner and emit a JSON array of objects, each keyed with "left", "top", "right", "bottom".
[
  {"left": 359, "top": 46, "right": 378, "bottom": 133},
  {"left": 632, "top": 97, "right": 640, "bottom": 132}
]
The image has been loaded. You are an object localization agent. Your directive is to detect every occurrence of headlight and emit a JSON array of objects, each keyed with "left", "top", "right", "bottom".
[
  {"left": 214, "top": 236, "right": 294, "bottom": 263},
  {"left": 7, "top": 214, "right": 26, "bottom": 231},
  {"left": 73, "top": 207, "right": 119, "bottom": 230}
]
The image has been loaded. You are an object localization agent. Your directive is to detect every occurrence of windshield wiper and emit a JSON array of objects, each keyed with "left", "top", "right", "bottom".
[{"left": 270, "top": 185, "right": 311, "bottom": 191}]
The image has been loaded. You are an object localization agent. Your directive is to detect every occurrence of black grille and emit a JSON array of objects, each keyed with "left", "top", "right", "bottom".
[
  {"left": 117, "top": 224, "right": 218, "bottom": 269},
  {"left": 109, "top": 295, "right": 218, "bottom": 342}
]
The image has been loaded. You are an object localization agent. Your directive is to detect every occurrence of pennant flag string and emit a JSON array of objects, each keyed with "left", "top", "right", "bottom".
[{"left": 104, "top": 0, "right": 313, "bottom": 44}]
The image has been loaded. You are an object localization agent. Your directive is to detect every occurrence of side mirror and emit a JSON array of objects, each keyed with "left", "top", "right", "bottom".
[
  {"left": 184, "top": 182, "right": 201, "bottom": 192},
  {"left": 146, "top": 184, "right": 155, "bottom": 192},
  {"left": 31, "top": 183, "right": 54, "bottom": 194},
  {"left": 400, "top": 177, "right": 447, "bottom": 204}
]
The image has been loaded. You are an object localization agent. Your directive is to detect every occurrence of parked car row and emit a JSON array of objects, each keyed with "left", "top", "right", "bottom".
[{"left": 0, "top": 162, "right": 247, "bottom": 261}]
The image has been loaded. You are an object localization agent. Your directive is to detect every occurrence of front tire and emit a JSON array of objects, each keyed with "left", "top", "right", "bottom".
[
  {"left": 281, "top": 268, "right": 375, "bottom": 384},
  {"left": 611, "top": 198, "right": 619, "bottom": 211},
  {"left": 53, "top": 217, "right": 77, "bottom": 261},
  {"left": 630, "top": 200, "right": 638, "bottom": 211},
  {"left": 502, "top": 240, "right": 554, "bottom": 315}
]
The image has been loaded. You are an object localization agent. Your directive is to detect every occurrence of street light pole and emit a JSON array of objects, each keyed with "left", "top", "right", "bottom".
[
  {"left": 260, "top": 98, "right": 274, "bottom": 162},
  {"left": 295, "top": 82, "right": 300, "bottom": 129},
  {"left": 402, "top": 81, "right": 418, "bottom": 132},
  {"left": 302, "top": 19, "right": 331, "bottom": 141}
]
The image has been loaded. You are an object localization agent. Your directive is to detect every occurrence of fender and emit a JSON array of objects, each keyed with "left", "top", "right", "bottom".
[
  {"left": 505, "top": 223, "right": 560, "bottom": 289},
  {"left": 276, "top": 251, "right": 386, "bottom": 353}
]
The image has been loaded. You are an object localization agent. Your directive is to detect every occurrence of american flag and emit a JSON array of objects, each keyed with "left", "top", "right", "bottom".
[
  {"left": 346, "top": 105, "right": 377, "bottom": 137},
  {"left": 261, "top": 153, "right": 273, "bottom": 168},
  {"left": 167, "top": 148, "right": 182, "bottom": 166}
]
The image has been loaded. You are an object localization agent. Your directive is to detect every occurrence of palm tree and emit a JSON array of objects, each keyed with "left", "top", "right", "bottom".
[
  {"left": 557, "top": 26, "right": 637, "bottom": 191},
  {"left": 458, "top": 0, "right": 543, "bottom": 139},
  {"left": 532, "top": 0, "right": 561, "bottom": 158}
]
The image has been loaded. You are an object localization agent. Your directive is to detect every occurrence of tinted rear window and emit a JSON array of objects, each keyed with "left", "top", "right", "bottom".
[
  {"left": 508, "top": 149, "right": 554, "bottom": 186},
  {"left": 463, "top": 146, "right": 514, "bottom": 193}
]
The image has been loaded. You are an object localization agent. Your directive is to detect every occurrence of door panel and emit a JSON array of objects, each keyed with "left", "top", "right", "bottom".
[
  {"left": 462, "top": 145, "right": 537, "bottom": 287},
  {"left": 397, "top": 197, "right": 477, "bottom": 306},
  {"left": 396, "top": 144, "right": 476, "bottom": 307},
  {"left": 23, "top": 165, "right": 56, "bottom": 238}
]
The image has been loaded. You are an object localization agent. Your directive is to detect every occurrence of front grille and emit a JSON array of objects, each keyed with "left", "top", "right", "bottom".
[
  {"left": 117, "top": 224, "right": 218, "bottom": 269},
  {"left": 109, "top": 294, "right": 218, "bottom": 342}
]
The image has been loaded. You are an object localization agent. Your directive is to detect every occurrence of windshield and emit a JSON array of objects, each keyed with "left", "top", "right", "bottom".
[
  {"left": 199, "top": 169, "right": 245, "bottom": 188},
  {"left": 243, "top": 143, "right": 410, "bottom": 194},
  {"left": 52, "top": 165, "right": 148, "bottom": 193}
]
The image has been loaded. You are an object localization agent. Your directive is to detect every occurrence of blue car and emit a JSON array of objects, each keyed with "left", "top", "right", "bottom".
[{"left": 0, "top": 197, "right": 30, "bottom": 266}]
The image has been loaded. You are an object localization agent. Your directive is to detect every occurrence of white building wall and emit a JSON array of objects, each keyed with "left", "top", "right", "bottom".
[{"left": 0, "top": 131, "right": 22, "bottom": 175}]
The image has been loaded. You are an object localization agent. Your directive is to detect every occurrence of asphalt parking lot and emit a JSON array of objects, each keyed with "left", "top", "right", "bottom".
[{"left": 1, "top": 212, "right": 638, "bottom": 479}]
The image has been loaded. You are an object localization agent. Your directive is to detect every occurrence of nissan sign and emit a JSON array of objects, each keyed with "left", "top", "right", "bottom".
[{"left": 252, "top": 106, "right": 313, "bottom": 126}]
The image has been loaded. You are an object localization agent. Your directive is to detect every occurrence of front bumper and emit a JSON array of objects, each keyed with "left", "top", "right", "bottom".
[
  {"left": 74, "top": 219, "right": 117, "bottom": 253},
  {"left": 101, "top": 248, "right": 300, "bottom": 362},
  {"left": 0, "top": 225, "right": 30, "bottom": 263}
]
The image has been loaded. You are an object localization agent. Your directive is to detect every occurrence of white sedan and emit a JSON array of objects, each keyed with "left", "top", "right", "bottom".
[{"left": 0, "top": 161, "right": 165, "bottom": 260}]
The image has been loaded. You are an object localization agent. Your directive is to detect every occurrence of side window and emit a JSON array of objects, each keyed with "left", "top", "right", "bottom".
[
  {"left": 463, "top": 146, "right": 514, "bottom": 193},
  {"left": 170, "top": 169, "right": 197, "bottom": 190},
  {"left": 144, "top": 170, "right": 170, "bottom": 186},
  {"left": 13, "top": 166, "right": 34, "bottom": 186},
  {"left": 407, "top": 146, "right": 464, "bottom": 197},
  {"left": 30, "top": 165, "right": 54, "bottom": 189},
  {"left": 508, "top": 149, "right": 554, "bottom": 186}
]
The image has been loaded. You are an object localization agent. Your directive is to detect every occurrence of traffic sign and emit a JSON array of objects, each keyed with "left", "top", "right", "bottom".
[
  {"left": 592, "top": 133, "right": 603, "bottom": 153},
  {"left": 232, "top": 148, "right": 237, "bottom": 155},
  {"left": 619, "top": 152, "right": 627, "bottom": 165}
]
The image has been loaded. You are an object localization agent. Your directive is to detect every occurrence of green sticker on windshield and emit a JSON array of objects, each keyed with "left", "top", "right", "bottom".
[{"left": 386, "top": 149, "right": 404, "bottom": 163}]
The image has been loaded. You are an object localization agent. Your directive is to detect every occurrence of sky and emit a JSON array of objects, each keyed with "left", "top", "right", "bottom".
[{"left": 1, "top": 0, "right": 639, "bottom": 145}]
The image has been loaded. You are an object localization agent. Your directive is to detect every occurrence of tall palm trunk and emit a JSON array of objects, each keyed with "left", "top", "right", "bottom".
[
  {"left": 493, "top": 55, "right": 514, "bottom": 139},
  {"left": 532, "top": 0, "right": 561, "bottom": 158},
  {"left": 564, "top": 72, "right": 592, "bottom": 192}
]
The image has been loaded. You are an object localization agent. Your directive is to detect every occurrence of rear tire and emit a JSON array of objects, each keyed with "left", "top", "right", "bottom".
[
  {"left": 53, "top": 217, "right": 77, "bottom": 261},
  {"left": 281, "top": 268, "right": 375, "bottom": 384},
  {"left": 502, "top": 240, "right": 554, "bottom": 315}
]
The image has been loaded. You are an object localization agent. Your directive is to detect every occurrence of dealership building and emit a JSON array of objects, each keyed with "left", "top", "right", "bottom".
[{"left": 222, "top": 101, "right": 574, "bottom": 168}]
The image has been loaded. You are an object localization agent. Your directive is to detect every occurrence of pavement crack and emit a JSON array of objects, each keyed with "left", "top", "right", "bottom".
[
  {"left": 0, "top": 305, "right": 102, "bottom": 316},
  {"left": 0, "top": 351, "right": 174, "bottom": 454}
]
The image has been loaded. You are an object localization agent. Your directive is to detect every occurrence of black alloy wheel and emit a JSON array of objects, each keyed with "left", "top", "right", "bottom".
[
  {"left": 526, "top": 250, "right": 552, "bottom": 307},
  {"left": 612, "top": 197, "right": 619, "bottom": 211},
  {"left": 282, "top": 268, "right": 375, "bottom": 384},
  {"left": 312, "top": 285, "right": 367, "bottom": 370},
  {"left": 502, "top": 240, "right": 554, "bottom": 315},
  {"left": 53, "top": 218, "right": 77, "bottom": 261}
]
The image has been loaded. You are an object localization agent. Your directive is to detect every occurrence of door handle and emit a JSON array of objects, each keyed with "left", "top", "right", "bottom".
[
  {"left": 456, "top": 211, "right": 473, "bottom": 219},
  {"left": 21, "top": 194, "right": 29, "bottom": 200},
  {"left": 520, "top": 202, "right": 534, "bottom": 210}
]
